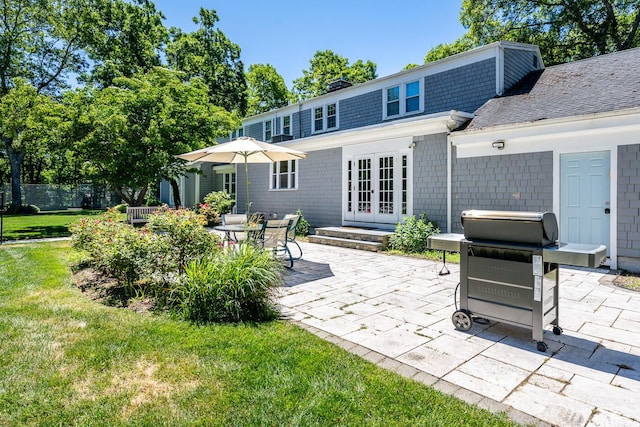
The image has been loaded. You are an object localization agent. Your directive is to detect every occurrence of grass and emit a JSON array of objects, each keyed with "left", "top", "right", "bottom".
[
  {"left": 0, "top": 210, "right": 122, "bottom": 240},
  {"left": 0, "top": 240, "right": 518, "bottom": 426},
  {"left": 387, "top": 248, "right": 461, "bottom": 264}
]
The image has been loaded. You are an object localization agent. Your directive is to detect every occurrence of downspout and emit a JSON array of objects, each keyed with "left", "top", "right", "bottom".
[{"left": 446, "top": 132, "right": 452, "bottom": 233}]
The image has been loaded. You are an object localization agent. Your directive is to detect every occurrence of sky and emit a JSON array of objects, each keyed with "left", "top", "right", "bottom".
[{"left": 151, "top": 1, "right": 467, "bottom": 88}]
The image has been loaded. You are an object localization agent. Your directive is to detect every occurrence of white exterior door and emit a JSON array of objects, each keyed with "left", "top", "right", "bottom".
[
  {"left": 344, "top": 152, "right": 408, "bottom": 225},
  {"left": 560, "top": 151, "right": 610, "bottom": 252}
]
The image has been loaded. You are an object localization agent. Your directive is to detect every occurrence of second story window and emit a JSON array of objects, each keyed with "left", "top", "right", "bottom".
[
  {"left": 230, "top": 127, "right": 244, "bottom": 140},
  {"left": 312, "top": 102, "right": 338, "bottom": 133},
  {"left": 282, "top": 115, "right": 291, "bottom": 135},
  {"left": 264, "top": 120, "right": 272, "bottom": 141},
  {"left": 384, "top": 80, "right": 422, "bottom": 119}
]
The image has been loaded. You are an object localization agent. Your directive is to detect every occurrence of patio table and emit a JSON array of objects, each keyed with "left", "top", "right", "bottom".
[{"left": 214, "top": 223, "right": 262, "bottom": 243}]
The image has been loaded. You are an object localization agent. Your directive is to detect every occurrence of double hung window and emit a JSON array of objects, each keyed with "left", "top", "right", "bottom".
[
  {"left": 271, "top": 160, "right": 297, "bottom": 190},
  {"left": 384, "top": 80, "right": 422, "bottom": 118},
  {"left": 312, "top": 102, "right": 338, "bottom": 133}
]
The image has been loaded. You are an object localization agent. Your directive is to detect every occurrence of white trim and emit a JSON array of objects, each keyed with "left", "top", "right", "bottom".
[
  {"left": 288, "top": 111, "right": 472, "bottom": 153},
  {"left": 553, "top": 149, "right": 617, "bottom": 269},
  {"left": 212, "top": 164, "right": 235, "bottom": 173},
  {"left": 449, "top": 110, "right": 640, "bottom": 272},
  {"left": 382, "top": 79, "right": 424, "bottom": 120},
  {"left": 240, "top": 41, "right": 543, "bottom": 126},
  {"left": 342, "top": 137, "right": 414, "bottom": 226},
  {"left": 496, "top": 46, "right": 505, "bottom": 96}
]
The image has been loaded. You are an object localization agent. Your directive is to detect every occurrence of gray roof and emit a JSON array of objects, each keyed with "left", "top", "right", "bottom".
[{"left": 462, "top": 47, "right": 640, "bottom": 132}]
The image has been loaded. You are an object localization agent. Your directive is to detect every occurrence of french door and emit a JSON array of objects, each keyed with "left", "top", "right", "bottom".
[{"left": 345, "top": 152, "right": 408, "bottom": 225}]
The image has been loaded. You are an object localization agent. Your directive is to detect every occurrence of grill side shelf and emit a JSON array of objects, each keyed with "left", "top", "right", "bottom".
[{"left": 542, "top": 243, "right": 607, "bottom": 268}]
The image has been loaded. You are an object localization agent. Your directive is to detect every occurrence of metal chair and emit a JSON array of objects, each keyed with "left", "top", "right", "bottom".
[
  {"left": 221, "top": 213, "right": 248, "bottom": 242},
  {"left": 283, "top": 214, "right": 302, "bottom": 260},
  {"left": 258, "top": 219, "right": 294, "bottom": 269}
]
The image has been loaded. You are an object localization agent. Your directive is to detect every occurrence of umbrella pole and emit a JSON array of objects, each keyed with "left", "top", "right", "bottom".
[{"left": 244, "top": 157, "right": 250, "bottom": 215}]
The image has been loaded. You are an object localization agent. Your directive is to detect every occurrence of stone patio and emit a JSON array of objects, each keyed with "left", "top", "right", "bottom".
[{"left": 279, "top": 241, "right": 640, "bottom": 427}]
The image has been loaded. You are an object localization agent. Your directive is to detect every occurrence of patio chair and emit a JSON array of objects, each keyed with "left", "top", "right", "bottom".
[
  {"left": 283, "top": 214, "right": 302, "bottom": 260},
  {"left": 221, "top": 213, "right": 248, "bottom": 242},
  {"left": 258, "top": 219, "right": 294, "bottom": 269}
]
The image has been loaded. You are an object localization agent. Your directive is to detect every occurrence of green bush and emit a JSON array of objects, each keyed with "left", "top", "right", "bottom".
[
  {"left": 145, "top": 208, "right": 221, "bottom": 273},
  {"left": 389, "top": 214, "right": 440, "bottom": 253},
  {"left": 174, "top": 244, "right": 282, "bottom": 323},
  {"left": 112, "top": 203, "right": 128, "bottom": 213},
  {"left": 199, "top": 190, "right": 234, "bottom": 224},
  {"left": 5, "top": 204, "right": 40, "bottom": 214},
  {"left": 294, "top": 209, "right": 310, "bottom": 236}
]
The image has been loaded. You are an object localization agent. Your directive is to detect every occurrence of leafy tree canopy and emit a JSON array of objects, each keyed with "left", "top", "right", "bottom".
[
  {"left": 66, "top": 67, "right": 240, "bottom": 206},
  {"left": 291, "top": 50, "right": 377, "bottom": 101},
  {"left": 167, "top": 8, "right": 248, "bottom": 116},
  {"left": 425, "top": 0, "right": 640, "bottom": 65},
  {"left": 246, "top": 64, "right": 290, "bottom": 117},
  {"left": 80, "top": 0, "right": 168, "bottom": 87}
]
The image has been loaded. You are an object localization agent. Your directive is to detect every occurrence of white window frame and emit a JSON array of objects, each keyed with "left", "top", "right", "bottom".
[
  {"left": 230, "top": 126, "right": 244, "bottom": 140},
  {"left": 311, "top": 102, "right": 338, "bottom": 134},
  {"left": 269, "top": 160, "right": 298, "bottom": 190},
  {"left": 383, "top": 79, "right": 423, "bottom": 119},
  {"left": 282, "top": 114, "right": 292, "bottom": 135},
  {"left": 264, "top": 120, "right": 273, "bottom": 141},
  {"left": 222, "top": 171, "right": 236, "bottom": 196}
]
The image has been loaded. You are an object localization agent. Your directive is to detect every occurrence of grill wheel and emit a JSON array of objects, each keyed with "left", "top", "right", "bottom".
[{"left": 452, "top": 310, "right": 473, "bottom": 331}]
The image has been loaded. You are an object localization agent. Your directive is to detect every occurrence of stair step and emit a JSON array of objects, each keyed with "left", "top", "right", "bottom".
[
  {"left": 315, "top": 227, "right": 392, "bottom": 245},
  {"left": 308, "top": 235, "right": 385, "bottom": 252}
]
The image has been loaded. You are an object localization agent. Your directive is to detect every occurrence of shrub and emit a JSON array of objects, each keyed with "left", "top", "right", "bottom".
[
  {"left": 70, "top": 213, "right": 154, "bottom": 286},
  {"left": 145, "top": 208, "right": 221, "bottom": 273},
  {"left": 199, "top": 190, "right": 234, "bottom": 224},
  {"left": 173, "top": 244, "right": 282, "bottom": 323},
  {"left": 294, "top": 209, "right": 310, "bottom": 236},
  {"left": 112, "top": 203, "right": 128, "bottom": 213},
  {"left": 388, "top": 214, "right": 439, "bottom": 253},
  {"left": 5, "top": 204, "right": 40, "bottom": 214}
]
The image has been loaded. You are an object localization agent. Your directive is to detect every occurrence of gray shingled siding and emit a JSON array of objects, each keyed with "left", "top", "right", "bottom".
[
  {"left": 236, "top": 148, "right": 342, "bottom": 227},
  {"left": 412, "top": 133, "right": 448, "bottom": 229},
  {"left": 503, "top": 48, "right": 539, "bottom": 90},
  {"left": 244, "top": 122, "right": 263, "bottom": 140},
  {"left": 198, "top": 166, "right": 215, "bottom": 200},
  {"left": 338, "top": 90, "right": 383, "bottom": 130},
  {"left": 451, "top": 150, "right": 553, "bottom": 232},
  {"left": 425, "top": 58, "right": 496, "bottom": 114},
  {"left": 292, "top": 109, "right": 312, "bottom": 139},
  {"left": 182, "top": 171, "right": 197, "bottom": 208},
  {"left": 617, "top": 144, "right": 640, "bottom": 271}
]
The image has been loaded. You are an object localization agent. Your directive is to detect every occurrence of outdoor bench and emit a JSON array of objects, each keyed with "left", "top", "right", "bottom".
[{"left": 126, "top": 206, "right": 162, "bottom": 225}]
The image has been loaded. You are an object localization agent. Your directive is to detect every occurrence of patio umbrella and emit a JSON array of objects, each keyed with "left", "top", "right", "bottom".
[{"left": 177, "top": 136, "right": 307, "bottom": 214}]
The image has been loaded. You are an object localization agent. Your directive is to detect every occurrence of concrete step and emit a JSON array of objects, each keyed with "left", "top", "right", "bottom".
[
  {"left": 307, "top": 234, "right": 386, "bottom": 252},
  {"left": 315, "top": 227, "right": 393, "bottom": 245}
]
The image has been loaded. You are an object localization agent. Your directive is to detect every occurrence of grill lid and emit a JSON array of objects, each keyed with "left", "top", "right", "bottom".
[{"left": 461, "top": 210, "right": 558, "bottom": 246}]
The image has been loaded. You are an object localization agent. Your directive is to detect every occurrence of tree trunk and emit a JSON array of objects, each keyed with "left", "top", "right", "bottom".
[
  {"left": 5, "top": 140, "right": 24, "bottom": 206},
  {"left": 169, "top": 178, "right": 182, "bottom": 208}
]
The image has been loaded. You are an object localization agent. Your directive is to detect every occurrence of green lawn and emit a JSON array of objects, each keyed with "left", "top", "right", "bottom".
[
  {"left": 0, "top": 210, "right": 120, "bottom": 240},
  {"left": 0, "top": 241, "right": 517, "bottom": 426}
]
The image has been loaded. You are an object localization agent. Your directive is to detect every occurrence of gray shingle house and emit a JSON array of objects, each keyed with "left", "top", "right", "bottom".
[{"left": 170, "top": 41, "right": 640, "bottom": 272}]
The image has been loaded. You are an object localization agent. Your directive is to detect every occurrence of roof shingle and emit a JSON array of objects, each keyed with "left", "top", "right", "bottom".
[{"left": 463, "top": 47, "right": 640, "bottom": 131}]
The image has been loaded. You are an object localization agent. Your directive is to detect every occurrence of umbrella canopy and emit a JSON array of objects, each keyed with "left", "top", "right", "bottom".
[{"left": 177, "top": 137, "right": 307, "bottom": 213}]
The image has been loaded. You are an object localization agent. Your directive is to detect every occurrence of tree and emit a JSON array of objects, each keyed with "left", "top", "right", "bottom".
[
  {"left": 428, "top": 0, "right": 640, "bottom": 66},
  {"left": 80, "top": 0, "right": 168, "bottom": 87},
  {"left": 167, "top": 8, "right": 248, "bottom": 116},
  {"left": 424, "top": 36, "right": 477, "bottom": 63},
  {"left": 246, "top": 64, "right": 290, "bottom": 116},
  {"left": 291, "top": 50, "right": 377, "bottom": 101},
  {"left": 0, "top": 80, "right": 62, "bottom": 205},
  {"left": 67, "top": 68, "right": 239, "bottom": 206},
  {"left": 0, "top": 0, "right": 89, "bottom": 205}
]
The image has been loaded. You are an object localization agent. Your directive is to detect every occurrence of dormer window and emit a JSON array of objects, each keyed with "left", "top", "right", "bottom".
[
  {"left": 312, "top": 102, "right": 338, "bottom": 133},
  {"left": 384, "top": 80, "right": 422, "bottom": 119},
  {"left": 230, "top": 127, "right": 244, "bottom": 140},
  {"left": 264, "top": 120, "right": 272, "bottom": 141}
]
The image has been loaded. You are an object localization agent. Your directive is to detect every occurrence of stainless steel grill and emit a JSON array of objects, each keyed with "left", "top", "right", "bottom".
[{"left": 428, "top": 210, "right": 607, "bottom": 352}]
